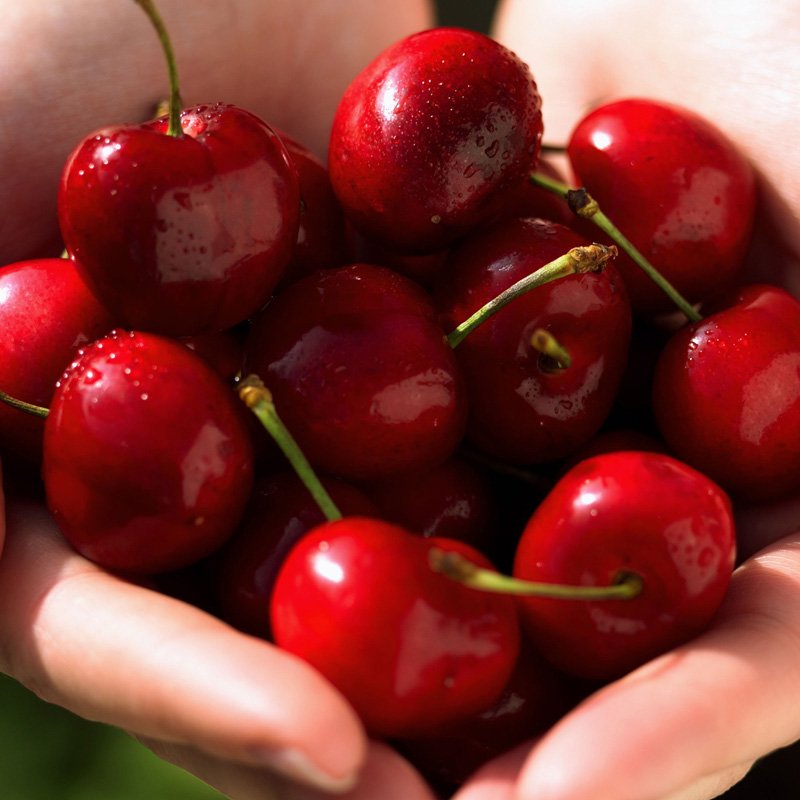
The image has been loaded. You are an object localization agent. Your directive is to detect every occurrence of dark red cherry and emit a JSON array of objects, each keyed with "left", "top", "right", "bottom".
[
  {"left": 59, "top": 103, "right": 301, "bottom": 336},
  {"left": 435, "top": 217, "right": 632, "bottom": 465},
  {"left": 366, "top": 456, "right": 497, "bottom": 553},
  {"left": 567, "top": 98, "right": 756, "bottom": 316},
  {"left": 43, "top": 329, "right": 254, "bottom": 574},
  {"left": 652, "top": 284, "right": 800, "bottom": 503},
  {"left": 328, "top": 27, "right": 543, "bottom": 253},
  {"left": 513, "top": 450, "right": 736, "bottom": 681},
  {"left": 270, "top": 517, "right": 520, "bottom": 738},
  {"left": 0, "top": 257, "right": 116, "bottom": 462},
  {"left": 398, "top": 643, "right": 575, "bottom": 790},
  {"left": 218, "top": 470, "right": 378, "bottom": 638},
  {"left": 243, "top": 263, "right": 468, "bottom": 483},
  {"left": 274, "top": 130, "right": 349, "bottom": 287}
]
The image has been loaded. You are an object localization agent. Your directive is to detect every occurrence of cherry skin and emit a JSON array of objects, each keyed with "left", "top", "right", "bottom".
[
  {"left": 0, "top": 256, "right": 116, "bottom": 462},
  {"left": 366, "top": 455, "right": 498, "bottom": 553},
  {"left": 243, "top": 263, "right": 468, "bottom": 483},
  {"left": 59, "top": 103, "right": 301, "bottom": 336},
  {"left": 435, "top": 217, "right": 632, "bottom": 465},
  {"left": 270, "top": 516, "right": 520, "bottom": 739},
  {"left": 217, "top": 470, "right": 378, "bottom": 638},
  {"left": 328, "top": 27, "right": 543, "bottom": 253},
  {"left": 652, "top": 283, "right": 800, "bottom": 503},
  {"left": 567, "top": 97, "right": 756, "bottom": 316},
  {"left": 43, "top": 329, "right": 255, "bottom": 574},
  {"left": 513, "top": 450, "right": 736, "bottom": 682}
]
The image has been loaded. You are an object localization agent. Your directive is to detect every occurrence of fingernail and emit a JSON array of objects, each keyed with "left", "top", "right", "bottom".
[{"left": 251, "top": 745, "right": 359, "bottom": 793}]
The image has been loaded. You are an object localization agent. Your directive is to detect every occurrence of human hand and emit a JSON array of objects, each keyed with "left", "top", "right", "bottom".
[
  {"left": 449, "top": 2, "right": 800, "bottom": 798},
  {"left": 0, "top": 1, "right": 438, "bottom": 797}
]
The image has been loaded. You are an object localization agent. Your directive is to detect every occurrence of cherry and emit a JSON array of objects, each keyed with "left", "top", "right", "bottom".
[
  {"left": 218, "top": 470, "right": 378, "bottom": 638},
  {"left": 435, "top": 217, "right": 632, "bottom": 465},
  {"left": 274, "top": 129, "right": 349, "bottom": 288},
  {"left": 328, "top": 27, "right": 543, "bottom": 253},
  {"left": 566, "top": 97, "right": 756, "bottom": 316},
  {"left": 652, "top": 283, "right": 800, "bottom": 503},
  {"left": 58, "top": 2, "right": 301, "bottom": 336},
  {"left": 270, "top": 516, "right": 520, "bottom": 738},
  {"left": 42, "top": 329, "right": 255, "bottom": 574},
  {"left": 511, "top": 450, "right": 736, "bottom": 681},
  {"left": 243, "top": 263, "right": 468, "bottom": 483},
  {"left": 0, "top": 256, "right": 116, "bottom": 462},
  {"left": 366, "top": 455, "right": 498, "bottom": 553}
]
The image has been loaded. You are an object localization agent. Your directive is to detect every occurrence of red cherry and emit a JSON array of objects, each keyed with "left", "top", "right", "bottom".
[
  {"left": 435, "top": 217, "right": 632, "bottom": 464},
  {"left": 366, "top": 456, "right": 497, "bottom": 552},
  {"left": 513, "top": 450, "right": 735, "bottom": 681},
  {"left": 274, "top": 130, "right": 349, "bottom": 287},
  {"left": 59, "top": 103, "right": 301, "bottom": 336},
  {"left": 652, "top": 284, "right": 800, "bottom": 502},
  {"left": 567, "top": 98, "right": 756, "bottom": 315},
  {"left": 243, "top": 263, "right": 468, "bottom": 483},
  {"left": 329, "top": 27, "right": 543, "bottom": 253},
  {"left": 43, "top": 329, "right": 255, "bottom": 574},
  {"left": 218, "top": 470, "right": 378, "bottom": 638},
  {"left": 271, "top": 516, "right": 520, "bottom": 738},
  {"left": 0, "top": 257, "right": 116, "bottom": 462}
]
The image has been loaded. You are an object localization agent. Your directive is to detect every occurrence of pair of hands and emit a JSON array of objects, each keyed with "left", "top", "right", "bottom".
[{"left": 2, "top": 1, "right": 800, "bottom": 798}]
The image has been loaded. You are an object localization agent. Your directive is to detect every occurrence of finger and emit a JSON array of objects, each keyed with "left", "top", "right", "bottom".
[
  {"left": 138, "top": 738, "right": 437, "bottom": 800},
  {"left": 509, "top": 531, "right": 800, "bottom": 800},
  {"left": 0, "top": 499, "right": 366, "bottom": 793},
  {"left": 658, "top": 762, "right": 752, "bottom": 800},
  {"left": 451, "top": 741, "right": 531, "bottom": 800}
]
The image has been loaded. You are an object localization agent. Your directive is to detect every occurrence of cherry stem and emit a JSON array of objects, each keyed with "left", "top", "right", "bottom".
[
  {"left": 0, "top": 390, "right": 49, "bottom": 419},
  {"left": 529, "top": 171, "right": 703, "bottom": 323},
  {"left": 446, "top": 243, "right": 617, "bottom": 349},
  {"left": 133, "top": 0, "right": 182, "bottom": 137},
  {"left": 531, "top": 328, "right": 571, "bottom": 369},
  {"left": 540, "top": 142, "right": 567, "bottom": 154},
  {"left": 238, "top": 375, "right": 342, "bottom": 522},
  {"left": 430, "top": 547, "right": 643, "bottom": 601}
]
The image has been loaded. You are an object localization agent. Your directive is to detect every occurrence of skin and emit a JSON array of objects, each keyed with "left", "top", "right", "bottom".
[{"left": 2, "top": 1, "right": 800, "bottom": 799}]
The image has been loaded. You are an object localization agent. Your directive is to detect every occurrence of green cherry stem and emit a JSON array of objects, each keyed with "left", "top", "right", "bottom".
[
  {"left": 238, "top": 374, "right": 342, "bottom": 522},
  {"left": 445, "top": 243, "right": 617, "bottom": 349},
  {"left": 0, "top": 390, "right": 49, "bottom": 418},
  {"left": 529, "top": 171, "right": 702, "bottom": 323},
  {"left": 430, "top": 547, "right": 644, "bottom": 601},
  {"left": 133, "top": 0, "right": 183, "bottom": 137},
  {"left": 531, "top": 327, "right": 571, "bottom": 369}
]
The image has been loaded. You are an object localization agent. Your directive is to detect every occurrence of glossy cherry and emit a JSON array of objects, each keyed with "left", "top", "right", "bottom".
[
  {"left": 243, "top": 263, "right": 468, "bottom": 483},
  {"left": 218, "top": 470, "right": 377, "bottom": 638},
  {"left": 270, "top": 516, "right": 520, "bottom": 738},
  {"left": 43, "top": 329, "right": 255, "bottom": 574},
  {"left": 435, "top": 217, "right": 632, "bottom": 465},
  {"left": 567, "top": 98, "right": 756, "bottom": 316},
  {"left": 512, "top": 450, "right": 736, "bottom": 681},
  {"left": 366, "top": 455, "right": 497, "bottom": 553},
  {"left": 59, "top": 102, "right": 301, "bottom": 336},
  {"left": 652, "top": 283, "right": 800, "bottom": 502},
  {"left": 0, "top": 256, "right": 116, "bottom": 462},
  {"left": 328, "top": 27, "right": 543, "bottom": 253}
]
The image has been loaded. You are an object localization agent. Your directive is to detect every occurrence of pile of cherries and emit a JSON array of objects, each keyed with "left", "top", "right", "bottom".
[{"left": 3, "top": 4, "right": 799, "bottom": 792}]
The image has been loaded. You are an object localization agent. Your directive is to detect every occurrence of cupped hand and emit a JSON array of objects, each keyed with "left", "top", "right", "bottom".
[{"left": 450, "top": 2, "right": 800, "bottom": 798}]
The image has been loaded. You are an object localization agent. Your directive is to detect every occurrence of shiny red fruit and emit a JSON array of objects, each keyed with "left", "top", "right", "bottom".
[
  {"left": 435, "top": 217, "right": 632, "bottom": 464},
  {"left": 567, "top": 98, "right": 756, "bottom": 315},
  {"left": 243, "top": 263, "right": 467, "bottom": 483},
  {"left": 329, "top": 27, "right": 543, "bottom": 253},
  {"left": 271, "top": 517, "right": 520, "bottom": 738},
  {"left": 514, "top": 450, "right": 735, "bottom": 681},
  {"left": 43, "top": 329, "right": 254, "bottom": 574},
  {"left": 652, "top": 284, "right": 800, "bottom": 502},
  {"left": 0, "top": 257, "right": 116, "bottom": 462},
  {"left": 59, "top": 103, "right": 301, "bottom": 336}
]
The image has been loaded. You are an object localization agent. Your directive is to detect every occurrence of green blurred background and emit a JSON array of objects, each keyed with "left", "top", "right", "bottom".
[{"left": 3, "top": 1, "right": 799, "bottom": 798}]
